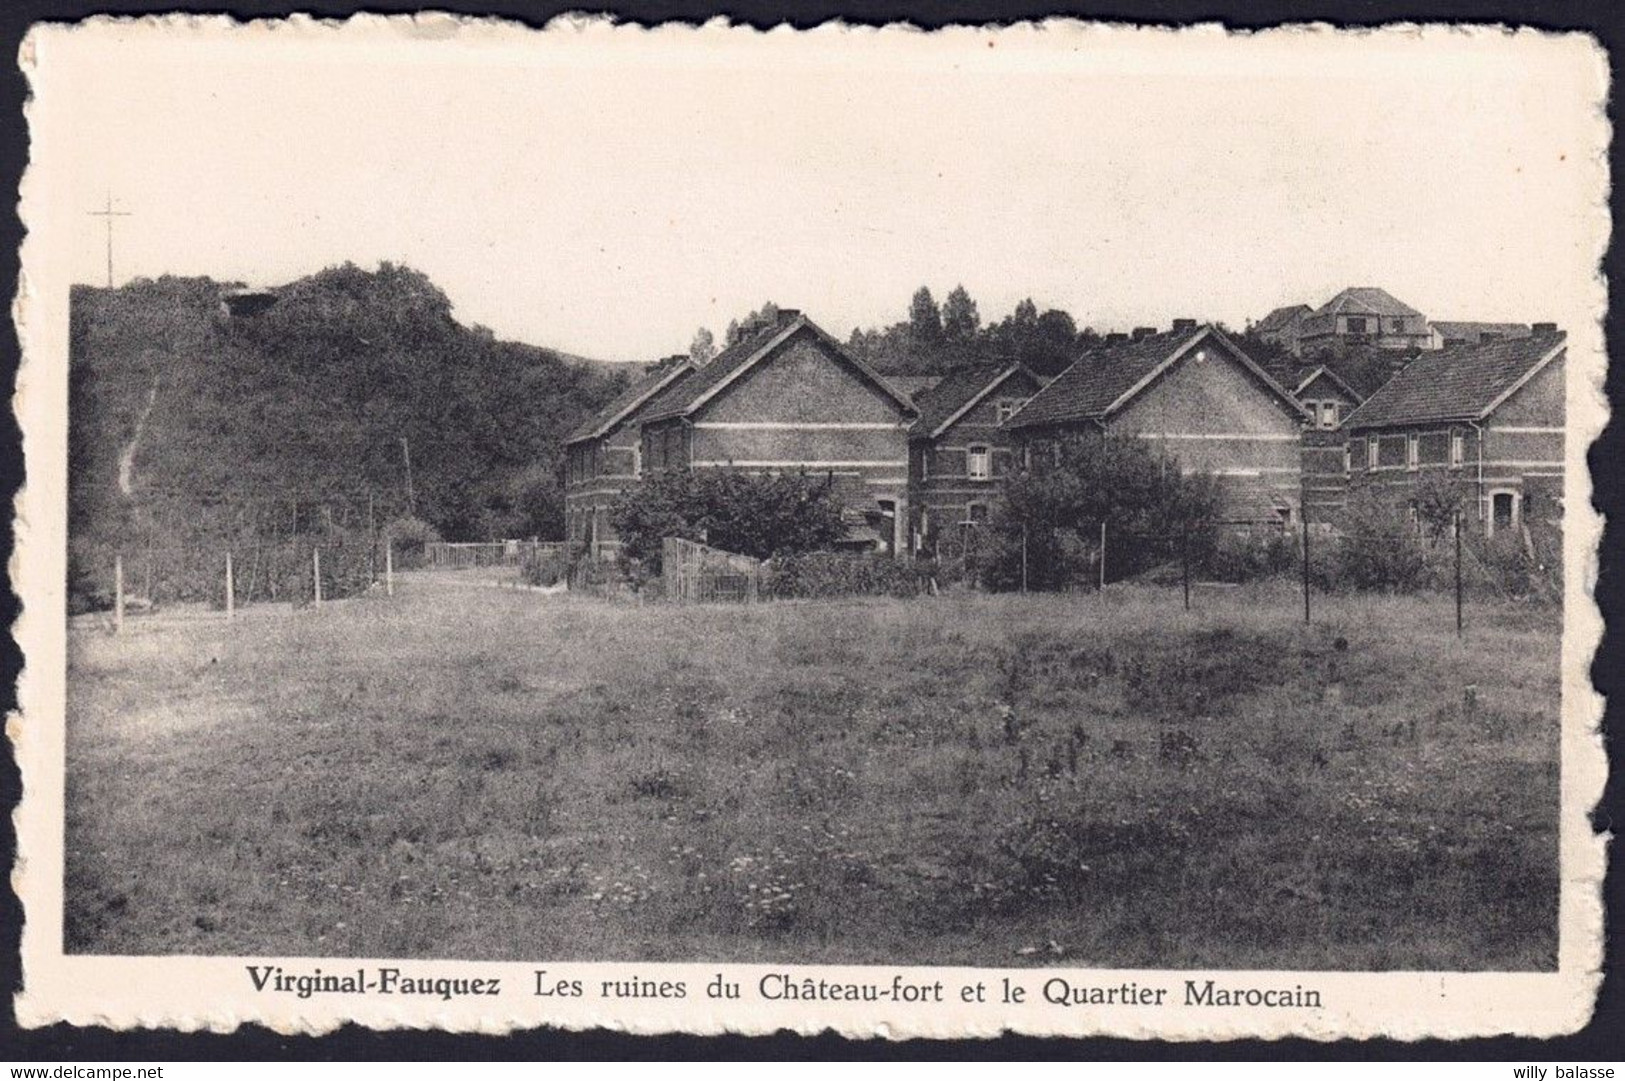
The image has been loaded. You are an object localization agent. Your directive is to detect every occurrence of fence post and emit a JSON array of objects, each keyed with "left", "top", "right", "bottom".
[
  {"left": 225, "top": 551, "right": 235, "bottom": 620},
  {"left": 1454, "top": 511, "right": 1463, "bottom": 638},
  {"left": 1181, "top": 528, "right": 1190, "bottom": 611},
  {"left": 1021, "top": 524, "right": 1029, "bottom": 594},
  {"left": 114, "top": 553, "right": 124, "bottom": 635},
  {"left": 313, "top": 547, "right": 323, "bottom": 609},
  {"left": 1098, "top": 519, "right": 1107, "bottom": 591},
  {"left": 1301, "top": 517, "right": 1311, "bottom": 624},
  {"left": 385, "top": 541, "right": 395, "bottom": 597}
]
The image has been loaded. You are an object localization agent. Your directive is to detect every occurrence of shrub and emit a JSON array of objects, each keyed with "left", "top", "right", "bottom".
[
  {"left": 519, "top": 543, "right": 580, "bottom": 587},
  {"left": 762, "top": 551, "right": 935, "bottom": 599},
  {"left": 1325, "top": 490, "right": 1426, "bottom": 592},
  {"left": 609, "top": 470, "right": 847, "bottom": 570},
  {"left": 1198, "top": 528, "right": 1297, "bottom": 583},
  {"left": 381, "top": 515, "right": 441, "bottom": 570}
]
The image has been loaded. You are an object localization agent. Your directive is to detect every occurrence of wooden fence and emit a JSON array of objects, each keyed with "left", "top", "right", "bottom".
[
  {"left": 662, "top": 537, "right": 762, "bottom": 603},
  {"left": 425, "top": 540, "right": 563, "bottom": 570}
]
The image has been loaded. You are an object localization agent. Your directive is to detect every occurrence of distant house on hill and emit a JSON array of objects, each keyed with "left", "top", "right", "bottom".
[
  {"left": 1428, "top": 321, "right": 1531, "bottom": 349},
  {"left": 1253, "top": 304, "right": 1311, "bottom": 354},
  {"left": 1296, "top": 287, "right": 1435, "bottom": 356},
  {"left": 1004, "top": 321, "right": 1311, "bottom": 527},
  {"left": 636, "top": 309, "right": 920, "bottom": 555},
  {"left": 563, "top": 358, "right": 696, "bottom": 559},
  {"left": 906, "top": 363, "right": 1046, "bottom": 557},
  {"left": 1342, "top": 326, "right": 1565, "bottom": 536}
]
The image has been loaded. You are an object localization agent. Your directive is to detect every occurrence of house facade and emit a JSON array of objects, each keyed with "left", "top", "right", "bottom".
[
  {"left": 1294, "top": 287, "right": 1435, "bottom": 356},
  {"left": 906, "top": 363, "right": 1045, "bottom": 558},
  {"left": 1341, "top": 329, "right": 1565, "bottom": 536},
  {"left": 1004, "top": 322, "right": 1311, "bottom": 527},
  {"left": 636, "top": 309, "right": 920, "bottom": 555},
  {"left": 563, "top": 358, "right": 696, "bottom": 559}
]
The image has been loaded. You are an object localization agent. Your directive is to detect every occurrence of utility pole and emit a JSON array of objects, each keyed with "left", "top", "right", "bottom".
[
  {"left": 1098, "top": 519, "right": 1107, "bottom": 591},
  {"left": 86, "top": 194, "right": 132, "bottom": 288},
  {"left": 1455, "top": 511, "right": 1464, "bottom": 638},
  {"left": 1301, "top": 516, "right": 1312, "bottom": 624}
]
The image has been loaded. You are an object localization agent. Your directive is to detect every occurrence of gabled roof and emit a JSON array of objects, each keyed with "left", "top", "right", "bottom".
[
  {"left": 564, "top": 360, "right": 696, "bottom": 445},
  {"left": 885, "top": 374, "right": 946, "bottom": 402},
  {"left": 1342, "top": 332, "right": 1565, "bottom": 430},
  {"left": 1254, "top": 304, "right": 1312, "bottom": 333},
  {"left": 1293, "top": 365, "right": 1365, "bottom": 404},
  {"left": 1310, "top": 287, "right": 1423, "bottom": 319},
  {"left": 1429, "top": 321, "right": 1531, "bottom": 345},
  {"left": 1005, "top": 324, "right": 1308, "bottom": 430},
  {"left": 639, "top": 312, "right": 917, "bottom": 425},
  {"left": 909, "top": 363, "right": 1036, "bottom": 440}
]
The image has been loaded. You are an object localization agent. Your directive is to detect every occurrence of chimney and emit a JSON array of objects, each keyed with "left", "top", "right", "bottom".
[
  {"left": 1171, "top": 318, "right": 1197, "bottom": 333},
  {"left": 1104, "top": 332, "right": 1129, "bottom": 345},
  {"left": 776, "top": 308, "right": 802, "bottom": 325},
  {"left": 1132, "top": 326, "right": 1156, "bottom": 341},
  {"left": 1530, "top": 322, "right": 1559, "bottom": 338}
]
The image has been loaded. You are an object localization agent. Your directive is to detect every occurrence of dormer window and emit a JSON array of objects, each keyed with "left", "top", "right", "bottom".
[{"left": 996, "top": 399, "right": 1026, "bottom": 424}]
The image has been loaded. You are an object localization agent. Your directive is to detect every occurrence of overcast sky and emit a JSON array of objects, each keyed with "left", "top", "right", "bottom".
[{"left": 30, "top": 18, "right": 1606, "bottom": 361}]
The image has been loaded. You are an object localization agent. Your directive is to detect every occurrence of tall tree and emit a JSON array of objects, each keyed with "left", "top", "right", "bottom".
[
  {"left": 942, "top": 284, "right": 980, "bottom": 342},
  {"left": 690, "top": 326, "right": 716, "bottom": 364},
  {"left": 909, "top": 286, "right": 943, "bottom": 342},
  {"left": 1013, "top": 297, "right": 1039, "bottom": 327}
]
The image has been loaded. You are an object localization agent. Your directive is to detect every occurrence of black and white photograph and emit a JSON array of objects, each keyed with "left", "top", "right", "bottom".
[{"left": 11, "top": 16, "right": 1607, "bottom": 1038}]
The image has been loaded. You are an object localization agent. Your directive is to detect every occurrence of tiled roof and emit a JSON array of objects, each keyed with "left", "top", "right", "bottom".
[
  {"left": 1255, "top": 304, "right": 1311, "bottom": 333},
  {"left": 640, "top": 312, "right": 916, "bottom": 425},
  {"left": 564, "top": 361, "right": 695, "bottom": 444},
  {"left": 1293, "top": 365, "right": 1365, "bottom": 404},
  {"left": 886, "top": 374, "right": 946, "bottom": 402},
  {"left": 1342, "top": 332, "right": 1565, "bottom": 430},
  {"left": 1430, "top": 321, "right": 1531, "bottom": 345},
  {"left": 908, "top": 364, "right": 1022, "bottom": 439},
  {"left": 1311, "top": 287, "right": 1422, "bottom": 319},
  {"left": 1006, "top": 325, "right": 1303, "bottom": 430}
]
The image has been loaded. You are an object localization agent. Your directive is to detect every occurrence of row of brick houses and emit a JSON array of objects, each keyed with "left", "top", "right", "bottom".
[{"left": 563, "top": 307, "right": 1566, "bottom": 560}]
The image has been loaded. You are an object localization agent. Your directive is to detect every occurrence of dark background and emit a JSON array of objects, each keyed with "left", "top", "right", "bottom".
[{"left": 1, "top": 0, "right": 1619, "bottom": 1061}]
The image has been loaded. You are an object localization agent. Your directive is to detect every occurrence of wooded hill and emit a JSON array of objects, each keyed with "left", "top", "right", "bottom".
[{"left": 69, "top": 264, "right": 631, "bottom": 588}]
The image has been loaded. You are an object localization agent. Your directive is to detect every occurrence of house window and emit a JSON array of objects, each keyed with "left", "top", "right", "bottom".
[
  {"left": 1450, "top": 432, "right": 1465, "bottom": 468},
  {"left": 631, "top": 446, "right": 642, "bottom": 478},
  {"left": 1343, "top": 445, "right": 1352, "bottom": 474},
  {"left": 967, "top": 445, "right": 991, "bottom": 480},
  {"left": 1367, "top": 439, "right": 1380, "bottom": 469},
  {"left": 966, "top": 502, "right": 989, "bottom": 524},
  {"left": 919, "top": 447, "right": 930, "bottom": 479},
  {"left": 1406, "top": 434, "right": 1420, "bottom": 471},
  {"left": 1319, "top": 402, "right": 1339, "bottom": 429},
  {"left": 1346, "top": 316, "right": 1368, "bottom": 335}
]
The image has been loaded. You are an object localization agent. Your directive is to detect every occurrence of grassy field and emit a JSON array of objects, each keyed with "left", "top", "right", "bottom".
[{"left": 65, "top": 574, "right": 1560, "bottom": 969}]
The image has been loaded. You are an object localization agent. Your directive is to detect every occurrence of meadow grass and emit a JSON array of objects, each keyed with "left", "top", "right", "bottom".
[{"left": 64, "top": 576, "right": 1560, "bottom": 969}]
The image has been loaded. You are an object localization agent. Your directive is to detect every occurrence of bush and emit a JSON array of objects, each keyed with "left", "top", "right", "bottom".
[
  {"left": 762, "top": 551, "right": 936, "bottom": 599},
  {"left": 519, "top": 543, "right": 580, "bottom": 587},
  {"left": 381, "top": 515, "right": 441, "bottom": 570},
  {"left": 1198, "top": 528, "right": 1297, "bottom": 583},
  {"left": 1320, "top": 491, "right": 1425, "bottom": 592},
  {"left": 609, "top": 470, "right": 847, "bottom": 571}
]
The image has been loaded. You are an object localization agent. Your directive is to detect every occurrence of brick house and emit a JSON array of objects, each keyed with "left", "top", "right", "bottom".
[
  {"left": 1004, "top": 321, "right": 1312, "bottom": 527},
  {"left": 636, "top": 309, "right": 920, "bottom": 555},
  {"left": 1290, "top": 366, "right": 1366, "bottom": 525},
  {"left": 1341, "top": 327, "right": 1566, "bottom": 536},
  {"left": 1296, "top": 287, "right": 1435, "bottom": 356},
  {"left": 563, "top": 358, "right": 696, "bottom": 559},
  {"left": 906, "top": 362, "right": 1045, "bottom": 557}
]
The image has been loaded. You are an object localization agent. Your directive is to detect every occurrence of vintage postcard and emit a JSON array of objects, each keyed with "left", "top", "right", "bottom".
[{"left": 10, "top": 15, "right": 1610, "bottom": 1039}]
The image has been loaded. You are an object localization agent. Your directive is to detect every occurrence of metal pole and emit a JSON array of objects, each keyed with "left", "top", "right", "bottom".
[
  {"left": 313, "top": 546, "right": 323, "bottom": 609},
  {"left": 1301, "top": 516, "right": 1311, "bottom": 624},
  {"left": 1098, "top": 519, "right": 1107, "bottom": 591},
  {"left": 1455, "top": 511, "right": 1463, "bottom": 637},
  {"left": 225, "top": 551, "right": 235, "bottom": 619},
  {"left": 114, "top": 554, "right": 124, "bottom": 635},
  {"left": 385, "top": 541, "right": 394, "bottom": 597}
]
